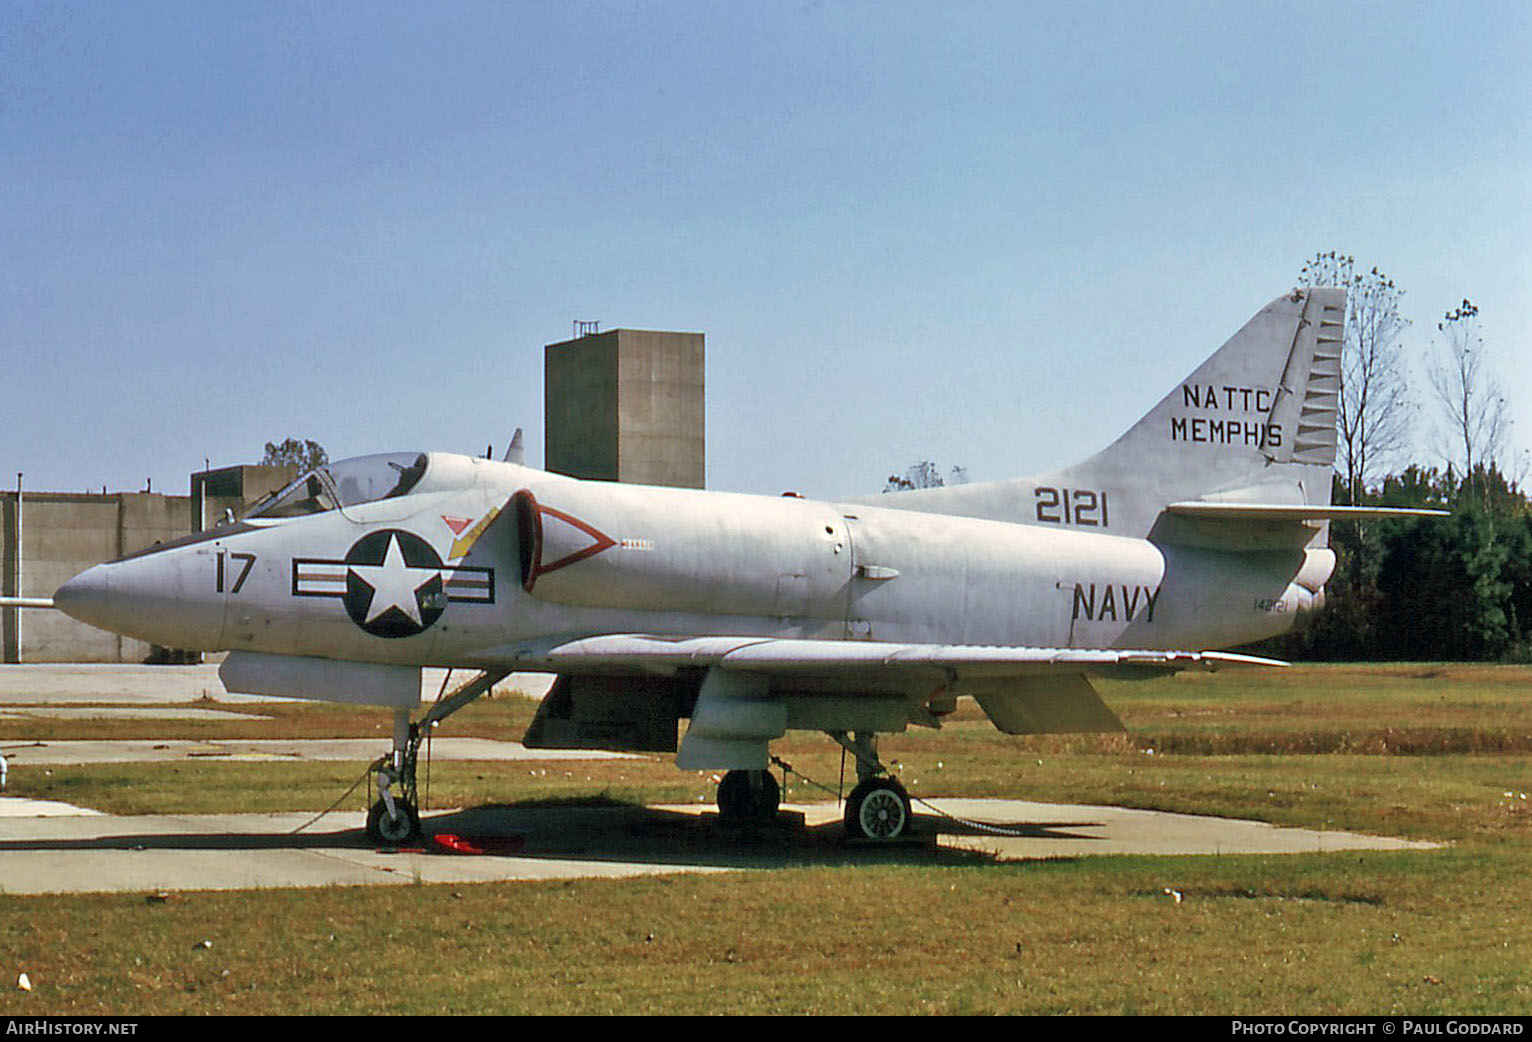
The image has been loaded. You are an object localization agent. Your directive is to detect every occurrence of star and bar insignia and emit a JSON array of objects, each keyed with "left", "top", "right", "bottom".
[{"left": 293, "top": 529, "right": 494, "bottom": 639}]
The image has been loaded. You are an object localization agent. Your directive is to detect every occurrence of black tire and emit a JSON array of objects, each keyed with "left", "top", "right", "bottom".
[
  {"left": 716, "top": 769, "right": 781, "bottom": 820},
  {"left": 367, "top": 798, "right": 421, "bottom": 844},
  {"left": 845, "top": 777, "right": 911, "bottom": 840}
]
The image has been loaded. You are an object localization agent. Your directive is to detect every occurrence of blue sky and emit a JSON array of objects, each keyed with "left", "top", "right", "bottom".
[{"left": 3, "top": 1, "right": 1528, "bottom": 498}]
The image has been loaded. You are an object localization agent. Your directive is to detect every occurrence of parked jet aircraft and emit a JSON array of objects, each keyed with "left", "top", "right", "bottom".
[{"left": 48, "top": 288, "right": 1441, "bottom": 843}]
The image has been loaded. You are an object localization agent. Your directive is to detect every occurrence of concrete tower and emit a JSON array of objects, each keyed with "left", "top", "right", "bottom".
[{"left": 544, "top": 328, "right": 705, "bottom": 489}]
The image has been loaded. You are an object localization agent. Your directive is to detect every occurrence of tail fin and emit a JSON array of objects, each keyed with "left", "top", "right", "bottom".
[
  {"left": 1047, "top": 286, "right": 1345, "bottom": 535},
  {"left": 867, "top": 288, "right": 1347, "bottom": 539}
]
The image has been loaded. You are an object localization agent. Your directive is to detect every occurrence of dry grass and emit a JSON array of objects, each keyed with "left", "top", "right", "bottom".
[
  {"left": 5, "top": 850, "right": 1528, "bottom": 1014},
  {"left": 1, "top": 663, "right": 1529, "bottom": 1014}
]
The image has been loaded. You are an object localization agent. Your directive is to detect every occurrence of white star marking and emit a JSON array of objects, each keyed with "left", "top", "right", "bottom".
[{"left": 348, "top": 533, "right": 440, "bottom": 626}]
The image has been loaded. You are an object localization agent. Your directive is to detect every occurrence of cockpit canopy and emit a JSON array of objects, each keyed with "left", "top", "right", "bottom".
[{"left": 243, "top": 452, "right": 430, "bottom": 520}]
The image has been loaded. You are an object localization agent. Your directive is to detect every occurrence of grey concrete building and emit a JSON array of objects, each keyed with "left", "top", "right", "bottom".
[
  {"left": 2, "top": 490, "right": 194, "bottom": 662},
  {"left": 544, "top": 328, "right": 705, "bottom": 489},
  {"left": 0, "top": 465, "right": 294, "bottom": 663}
]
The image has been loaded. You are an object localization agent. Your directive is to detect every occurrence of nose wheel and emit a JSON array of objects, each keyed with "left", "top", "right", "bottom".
[
  {"left": 366, "top": 711, "right": 422, "bottom": 846},
  {"left": 367, "top": 793, "right": 420, "bottom": 844},
  {"left": 361, "top": 671, "right": 508, "bottom": 846}
]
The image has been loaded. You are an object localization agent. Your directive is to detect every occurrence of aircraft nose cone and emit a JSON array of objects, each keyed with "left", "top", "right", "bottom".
[
  {"left": 53, "top": 552, "right": 225, "bottom": 650},
  {"left": 53, "top": 566, "right": 114, "bottom": 630}
]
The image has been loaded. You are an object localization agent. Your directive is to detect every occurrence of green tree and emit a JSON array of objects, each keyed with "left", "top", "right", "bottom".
[
  {"left": 1288, "top": 253, "right": 1415, "bottom": 662},
  {"left": 261, "top": 438, "right": 329, "bottom": 472},
  {"left": 1371, "top": 463, "right": 1529, "bottom": 661},
  {"left": 1376, "top": 507, "right": 1511, "bottom": 660},
  {"left": 1251, "top": 461, "right": 1532, "bottom": 663}
]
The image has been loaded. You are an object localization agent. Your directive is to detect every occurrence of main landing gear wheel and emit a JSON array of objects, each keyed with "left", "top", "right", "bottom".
[
  {"left": 716, "top": 769, "right": 781, "bottom": 821},
  {"left": 367, "top": 797, "right": 421, "bottom": 845},
  {"left": 845, "top": 777, "right": 912, "bottom": 841}
]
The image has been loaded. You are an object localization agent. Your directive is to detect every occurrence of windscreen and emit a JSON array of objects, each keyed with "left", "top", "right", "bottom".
[{"left": 244, "top": 452, "right": 429, "bottom": 519}]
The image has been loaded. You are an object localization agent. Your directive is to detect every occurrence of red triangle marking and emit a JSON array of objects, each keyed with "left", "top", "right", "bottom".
[
  {"left": 534, "top": 505, "right": 617, "bottom": 577},
  {"left": 441, "top": 515, "right": 473, "bottom": 536}
]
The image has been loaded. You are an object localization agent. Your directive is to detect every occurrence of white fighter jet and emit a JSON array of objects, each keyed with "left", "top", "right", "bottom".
[{"left": 48, "top": 288, "right": 1439, "bottom": 843}]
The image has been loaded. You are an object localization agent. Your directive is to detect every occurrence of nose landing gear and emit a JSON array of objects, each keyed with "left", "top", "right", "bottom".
[
  {"left": 367, "top": 783, "right": 421, "bottom": 844},
  {"left": 367, "top": 710, "right": 422, "bottom": 845},
  {"left": 363, "top": 670, "right": 509, "bottom": 846}
]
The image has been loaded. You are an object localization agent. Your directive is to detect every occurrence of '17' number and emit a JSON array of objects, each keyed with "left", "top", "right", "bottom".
[{"left": 216, "top": 552, "right": 256, "bottom": 594}]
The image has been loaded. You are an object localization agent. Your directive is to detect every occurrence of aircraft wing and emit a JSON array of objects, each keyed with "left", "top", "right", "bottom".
[
  {"left": 529, "top": 634, "right": 1282, "bottom": 736},
  {"left": 536, "top": 634, "right": 1282, "bottom": 676}
]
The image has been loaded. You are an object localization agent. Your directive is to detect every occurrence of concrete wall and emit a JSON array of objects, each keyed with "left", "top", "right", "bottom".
[
  {"left": 1, "top": 491, "right": 196, "bottom": 662},
  {"left": 545, "top": 328, "right": 705, "bottom": 489}
]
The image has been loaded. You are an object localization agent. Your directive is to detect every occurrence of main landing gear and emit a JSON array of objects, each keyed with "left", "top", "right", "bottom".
[
  {"left": 831, "top": 730, "right": 913, "bottom": 841},
  {"left": 715, "top": 769, "right": 781, "bottom": 822},
  {"left": 364, "top": 670, "right": 508, "bottom": 846},
  {"left": 709, "top": 732, "right": 914, "bottom": 841},
  {"left": 845, "top": 776, "right": 912, "bottom": 840}
]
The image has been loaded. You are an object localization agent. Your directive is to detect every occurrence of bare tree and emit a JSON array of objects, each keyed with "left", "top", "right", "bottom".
[
  {"left": 884, "top": 461, "right": 944, "bottom": 493},
  {"left": 883, "top": 461, "right": 968, "bottom": 493},
  {"left": 1430, "top": 299, "right": 1510, "bottom": 490},
  {"left": 1298, "top": 252, "right": 1413, "bottom": 503}
]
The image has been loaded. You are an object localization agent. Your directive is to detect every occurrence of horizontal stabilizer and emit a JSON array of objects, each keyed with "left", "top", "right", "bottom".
[{"left": 1167, "top": 502, "right": 1450, "bottom": 522}]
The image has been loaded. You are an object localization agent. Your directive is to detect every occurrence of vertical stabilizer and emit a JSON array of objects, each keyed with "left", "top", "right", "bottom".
[{"left": 857, "top": 288, "right": 1347, "bottom": 539}]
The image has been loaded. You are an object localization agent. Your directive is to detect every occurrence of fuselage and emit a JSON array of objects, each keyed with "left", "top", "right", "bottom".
[{"left": 54, "top": 451, "right": 1322, "bottom": 668}]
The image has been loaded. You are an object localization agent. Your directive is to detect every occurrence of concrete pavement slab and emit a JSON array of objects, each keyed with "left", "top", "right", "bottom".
[
  {"left": 0, "top": 706, "right": 268, "bottom": 721},
  {"left": 0, "top": 664, "right": 553, "bottom": 705},
  {"left": 916, "top": 797, "right": 1439, "bottom": 859},
  {"left": 0, "top": 796, "right": 103, "bottom": 817},
  {"left": 0, "top": 737, "right": 636, "bottom": 766},
  {"left": 0, "top": 797, "right": 1438, "bottom": 896}
]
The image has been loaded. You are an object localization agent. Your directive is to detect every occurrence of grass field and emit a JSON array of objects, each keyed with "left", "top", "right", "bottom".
[{"left": 1, "top": 663, "right": 1529, "bottom": 1014}]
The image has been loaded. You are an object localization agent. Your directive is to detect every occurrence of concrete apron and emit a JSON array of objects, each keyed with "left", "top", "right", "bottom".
[
  {"left": 1, "top": 737, "right": 636, "bottom": 766},
  {"left": 0, "top": 664, "right": 553, "bottom": 705},
  {"left": 0, "top": 796, "right": 1437, "bottom": 896}
]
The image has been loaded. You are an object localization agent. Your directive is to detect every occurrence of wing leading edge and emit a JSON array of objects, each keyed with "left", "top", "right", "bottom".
[
  {"left": 536, "top": 634, "right": 1284, "bottom": 675},
  {"left": 529, "top": 634, "right": 1283, "bottom": 737}
]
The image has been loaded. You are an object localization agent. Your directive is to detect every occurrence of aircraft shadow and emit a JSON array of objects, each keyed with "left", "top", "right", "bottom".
[
  {"left": 0, "top": 824, "right": 367, "bottom": 853},
  {"left": 411, "top": 802, "right": 1103, "bottom": 868},
  {"left": 0, "top": 803, "right": 1107, "bottom": 871},
  {"left": 929, "top": 818, "right": 1106, "bottom": 842}
]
